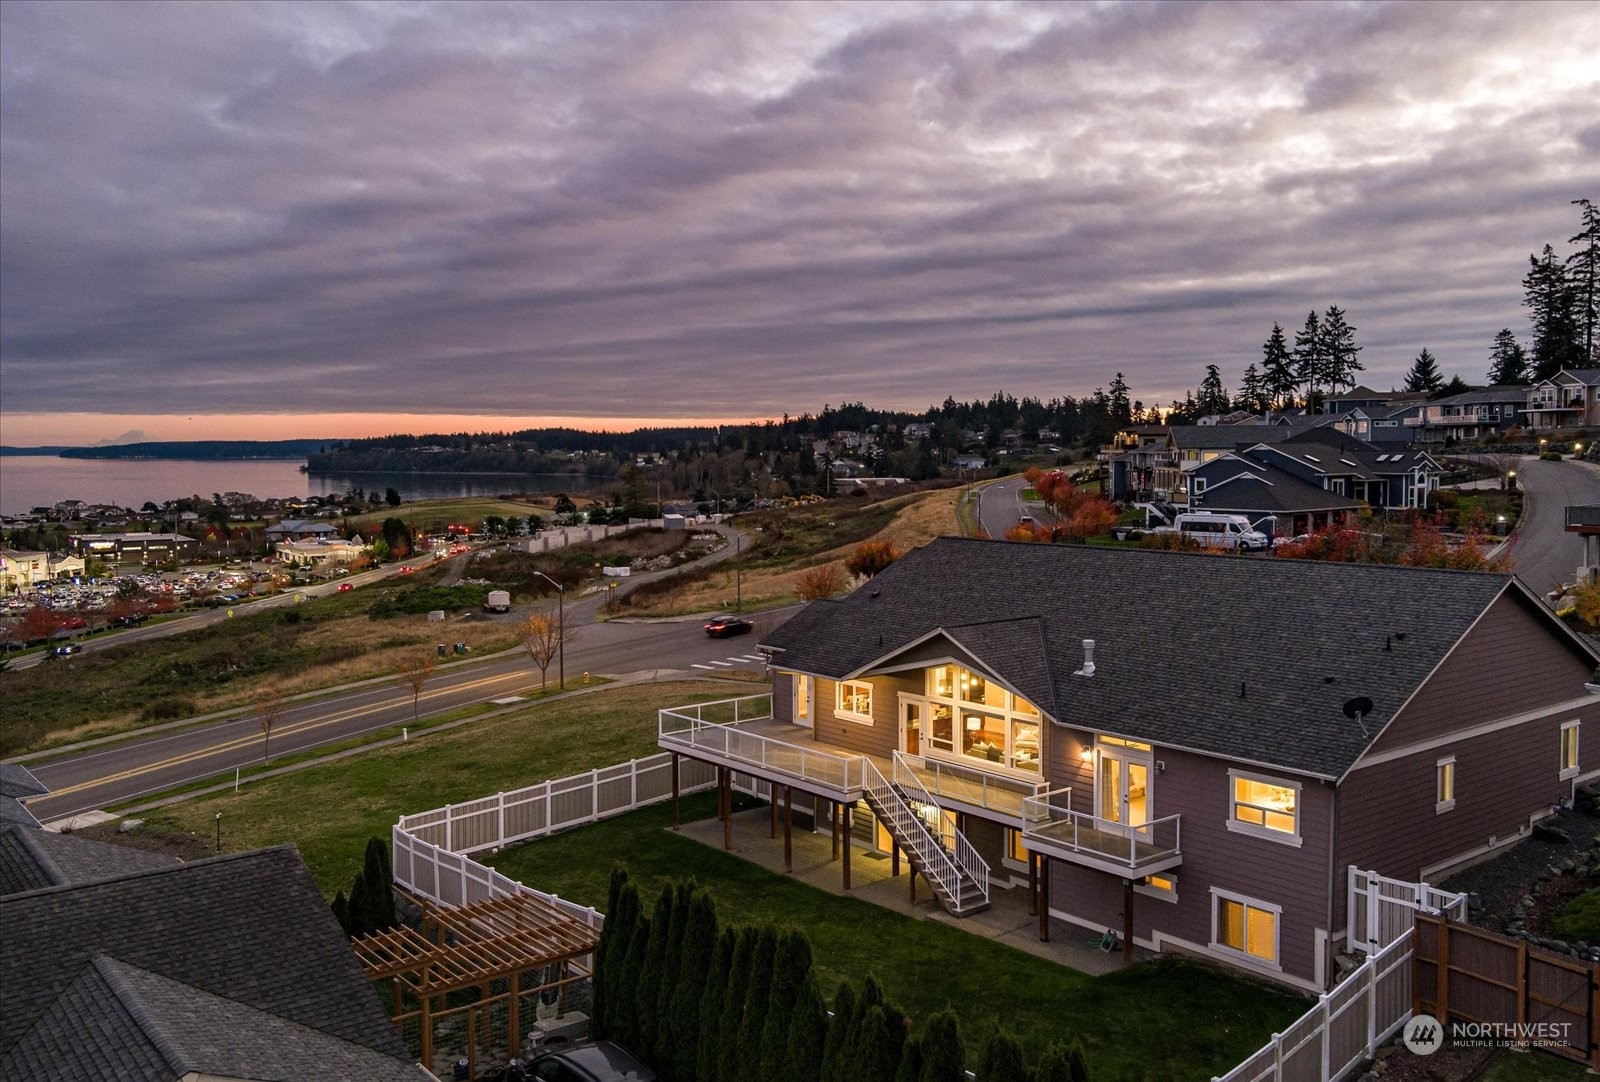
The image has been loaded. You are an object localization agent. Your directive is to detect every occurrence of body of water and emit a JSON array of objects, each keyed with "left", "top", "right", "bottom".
[{"left": 0, "top": 455, "right": 600, "bottom": 517}]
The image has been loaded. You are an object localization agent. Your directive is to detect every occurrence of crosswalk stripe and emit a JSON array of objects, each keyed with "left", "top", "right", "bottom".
[
  {"left": 691, "top": 663, "right": 716, "bottom": 670},
  {"left": 709, "top": 660, "right": 734, "bottom": 667},
  {"left": 734, "top": 655, "right": 766, "bottom": 662}
]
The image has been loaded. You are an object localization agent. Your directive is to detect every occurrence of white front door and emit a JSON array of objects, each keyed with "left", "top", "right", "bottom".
[
  {"left": 901, "top": 698, "right": 923, "bottom": 757},
  {"left": 1096, "top": 743, "right": 1151, "bottom": 831},
  {"left": 793, "top": 675, "right": 813, "bottom": 729}
]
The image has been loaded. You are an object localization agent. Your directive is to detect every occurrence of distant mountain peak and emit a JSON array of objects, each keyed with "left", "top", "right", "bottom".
[{"left": 93, "top": 429, "right": 153, "bottom": 446}]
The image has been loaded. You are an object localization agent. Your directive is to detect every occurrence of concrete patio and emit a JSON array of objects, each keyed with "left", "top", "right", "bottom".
[{"left": 674, "top": 802, "right": 1154, "bottom": 978}]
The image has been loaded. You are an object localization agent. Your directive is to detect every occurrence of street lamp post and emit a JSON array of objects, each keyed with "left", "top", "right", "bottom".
[{"left": 532, "top": 571, "right": 565, "bottom": 690}]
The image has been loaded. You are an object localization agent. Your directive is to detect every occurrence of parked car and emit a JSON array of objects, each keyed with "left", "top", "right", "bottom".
[
  {"left": 704, "top": 615, "right": 753, "bottom": 638},
  {"left": 527, "top": 1041, "right": 656, "bottom": 1082}
]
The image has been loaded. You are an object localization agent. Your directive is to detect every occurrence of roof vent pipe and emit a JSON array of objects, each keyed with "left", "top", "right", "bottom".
[{"left": 1075, "top": 639, "right": 1096, "bottom": 677}]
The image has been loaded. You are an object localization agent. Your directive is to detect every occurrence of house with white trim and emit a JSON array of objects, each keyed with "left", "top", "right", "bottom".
[{"left": 660, "top": 540, "right": 1600, "bottom": 991}]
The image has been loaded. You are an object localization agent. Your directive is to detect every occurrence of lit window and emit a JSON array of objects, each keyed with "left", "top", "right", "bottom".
[
  {"left": 1213, "top": 892, "right": 1278, "bottom": 965},
  {"left": 1228, "top": 771, "right": 1300, "bottom": 844},
  {"left": 1137, "top": 873, "right": 1177, "bottom": 902},
  {"left": 1007, "top": 829, "right": 1028, "bottom": 864},
  {"left": 837, "top": 680, "right": 872, "bottom": 722},
  {"left": 1560, "top": 722, "right": 1580, "bottom": 780},
  {"left": 1435, "top": 757, "right": 1455, "bottom": 813}
]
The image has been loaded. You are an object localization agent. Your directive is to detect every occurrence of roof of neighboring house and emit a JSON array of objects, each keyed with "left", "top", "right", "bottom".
[
  {"left": 2, "top": 956, "right": 424, "bottom": 1082},
  {"left": 1546, "top": 369, "right": 1600, "bottom": 387},
  {"left": 1191, "top": 458, "right": 1365, "bottom": 515},
  {"left": 0, "top": 845, "right": 413, "bottom": 1073},
  {"left": 1168, "top": 425, "right": 1298, "bottom": 450},
  {"left": 0, "top": 763, "right": 48, "bottom": 801},
  {"left": 0, "top": 823, "right": 180, "bottom": 897},
  {"left": 1248, "top": 430, "right": 1437, "bottom": 479},
  {"left": 760, "top": 539, "right": 1574, "bottom": 779},
  {"left": 1427, "top": 385, "right": 1532, "bottom": 406}
]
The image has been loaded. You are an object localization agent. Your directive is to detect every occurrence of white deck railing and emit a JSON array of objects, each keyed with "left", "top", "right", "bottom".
[
  {"left": 1021, "top": 786, "right": 1182, "bottom": 872},
  {"left": 658, "top": 695, "right": 866, "bottom": 795},
  {"left": 903, "top": 753, "right": 1047, "bottom": 822},
  {"left": 1214, "top": 927, "right": 1416, "bottom": 1082},
  {"left": 870, "top": 756, "right": 989, "bottom": 912}
]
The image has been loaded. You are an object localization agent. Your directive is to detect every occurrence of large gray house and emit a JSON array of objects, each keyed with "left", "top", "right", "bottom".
[{"left": 660, "top": 540, "right": 1599, "bottom": 992}]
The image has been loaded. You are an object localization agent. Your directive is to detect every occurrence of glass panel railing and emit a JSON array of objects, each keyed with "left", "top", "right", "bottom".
[
  {"left": 659, "top": 695, "right": 862, "bottom": 794},
  {"left": 1022, "top": 787, "right": 1181, "bottom": 871}
]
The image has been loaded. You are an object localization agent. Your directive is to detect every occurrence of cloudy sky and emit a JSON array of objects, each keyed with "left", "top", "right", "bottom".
[{"left": 2, "top": 1, "right": 1596, "bottom": 445}]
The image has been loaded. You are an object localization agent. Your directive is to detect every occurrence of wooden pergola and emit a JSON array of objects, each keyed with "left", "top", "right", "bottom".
[{"left": 353, "top": 893, "right": 600, "bottom": 1068}]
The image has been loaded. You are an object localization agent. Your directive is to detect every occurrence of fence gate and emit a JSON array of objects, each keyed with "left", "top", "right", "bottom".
[
  {"left": 1348, "top": 867, "right": 1467, "bottom": 956},
  {"left": 1413, "top": 913, "right": 1599, "bottom": 1069}
]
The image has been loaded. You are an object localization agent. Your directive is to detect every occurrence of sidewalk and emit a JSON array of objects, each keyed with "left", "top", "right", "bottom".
[{"left": 676, "top": 805, "right": 1153, "bottom": 978}]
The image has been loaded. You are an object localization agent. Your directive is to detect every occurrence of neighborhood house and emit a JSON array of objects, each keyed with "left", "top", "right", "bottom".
[{"left": 660, "top": 539, "right": 1599, "bottom": 992}]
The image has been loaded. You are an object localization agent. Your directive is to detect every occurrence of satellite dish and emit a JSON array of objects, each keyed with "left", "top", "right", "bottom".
[
  {"left": 1343, "top": 696, "right": 1374, "bottom": 737},
  {"left": 1342, "top": 697, "right": 1373, "bottom": 720}
]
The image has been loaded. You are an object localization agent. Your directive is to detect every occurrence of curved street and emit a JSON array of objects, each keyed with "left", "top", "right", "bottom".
[{"left": 1506, "top": 455, "right": 1600, "bottom": 602}]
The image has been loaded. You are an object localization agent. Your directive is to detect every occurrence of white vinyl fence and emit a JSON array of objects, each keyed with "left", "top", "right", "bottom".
[
  {"left": 1347, "top": 866, "right": 1467, "bottom": 956},
  {"left": 1213, "top": 927, "right": 1416, "bottom": 1082},
  {"left": 392, "top": 750, "right": 770, "bottom": 925}
]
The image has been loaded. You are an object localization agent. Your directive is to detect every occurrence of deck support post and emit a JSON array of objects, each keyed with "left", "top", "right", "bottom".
[
  {"left": 1027, "top": 851, "right": 1038, "bottom": 915},
  {"left": 1123, "top": 878, "right": 1134, "bottom": 965},
  {"left": 783, "top": 786, "right": 794, "bottom": 873},
  {"left": 1039, "top": 856, "right": 1050, "bottom": 942},
  {"left": 670, "top": 753, "right": 680, "bottom": 831},
  {"left": 721, "top": 768, "right": 732, "bottom": 851},
  {"left": 770, "top": 792, "right": 779, "bottom": 838},
  {"left": 841, "top": 803, "right": 852, "bottom": 891},
  {"left": 420, "top": 995, "right": 433, "bottom": 1074},
  {"left": 831, "top": 801, "right": 840, "bottom": 860},
  {"left": 507, "top": 969, "right": 521, "bottom": 1061},
  {"left": 811, "top": 795, "right": 820, "bottom": 833},
  {"left": 909, "top": 866, "right": 916, "bottom": 904},
  {"left": 891, "top": 841, "right": 900, "bottom": 878}
]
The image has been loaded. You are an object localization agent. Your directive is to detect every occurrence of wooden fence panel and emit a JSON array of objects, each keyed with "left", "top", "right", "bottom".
[{"left": 1413, "top": 913, "right": 1599, "bottom": 1069}]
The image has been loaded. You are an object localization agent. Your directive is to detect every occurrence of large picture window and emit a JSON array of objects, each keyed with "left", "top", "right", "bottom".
[
  {"left": 1212, "top": 890, "right": 1279, "bottom": 966},
  {"left": 925, "top": 664, "right": 1042, "bottom": 773},
  {"left": 1227, "top": 770, "right": 1301, "bottom": 845}
]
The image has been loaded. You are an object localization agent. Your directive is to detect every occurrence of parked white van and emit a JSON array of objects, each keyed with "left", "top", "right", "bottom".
[{"left": 1172, "top": 512, "right": 1270, "bottom": 551}]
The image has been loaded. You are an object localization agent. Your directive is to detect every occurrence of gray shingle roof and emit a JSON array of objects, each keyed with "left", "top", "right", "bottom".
[
  {"left": 2, "top": 957, "right": 425, "bottom": 1082},
  {"left": 1193, "top": 465, "right": 1364, "bottom": 515},
  {"left": 0, "top": 763, "right": 48, "bottom": 800},
  {"left": 762, "top": 538, "right": 1544, "bottom": 779},
  {"left": 0, "top": 824, "right": 180, "bottom": 898},
  {"left": 1, "top": 845, "right": 410, "bottom": 1069}
]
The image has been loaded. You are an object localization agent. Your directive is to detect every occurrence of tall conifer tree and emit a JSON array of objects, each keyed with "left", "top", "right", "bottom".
[
  {"left": 1261, "top": 322, "right": 1298, "bottom": 409},
  {"left": 1403, "top": 349, "right": 1444, "bottom": 395},
  {"left": 1487, "top": 329, "right": 1530, "bottom": 385}
]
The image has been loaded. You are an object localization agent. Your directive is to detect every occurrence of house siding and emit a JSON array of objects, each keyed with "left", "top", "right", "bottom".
[
  {"left": 1042, "top": 733, "right": 1333, "bottom": 988},
  {"left": 1365, "top": 590, "right": 1591, "bottom": 755},
  {"left": 810, "top": 674, "right": 910, "bottom": 759},
  {"left": 1334, "top": 589, "right": 1600, "bottom": 934}
]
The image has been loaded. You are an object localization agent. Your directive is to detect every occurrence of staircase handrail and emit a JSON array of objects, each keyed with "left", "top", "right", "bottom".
[
  {"left": 893, "top": 753, "right": 991, "bottom": 906},
  {"left": 862, "top": 758, "right": 973, "bottom": 910}
]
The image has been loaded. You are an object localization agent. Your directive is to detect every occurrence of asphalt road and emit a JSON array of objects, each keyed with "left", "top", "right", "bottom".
[
  {"left": 974, "top": 474, "right": 1040, "bottom": 537},
  {"left": 22, "top": 598, "right": 797, "bottom": 824},
  {"left": 1506, "top": 455, "right": 1600, "bottom": 600},
  {"left": 17, "top": 523, "right": 781, "bottom": 823}
]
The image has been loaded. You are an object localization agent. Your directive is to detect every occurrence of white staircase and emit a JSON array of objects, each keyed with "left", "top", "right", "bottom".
[{"left": 859, "top": 755, "right": 990, "bottom": 915}]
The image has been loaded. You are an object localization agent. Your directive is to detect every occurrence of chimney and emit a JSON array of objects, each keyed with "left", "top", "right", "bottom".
[{"left": 1074, "top": 639, "right": 1096, "bottom": 677}]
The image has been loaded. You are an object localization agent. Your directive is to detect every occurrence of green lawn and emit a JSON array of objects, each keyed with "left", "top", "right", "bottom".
[
  {"left": 488, "top": 793, "right": 1305, "bottom": 1081},
  {"left": 136, "top": 677, "right": 759, "bottom": 894}
]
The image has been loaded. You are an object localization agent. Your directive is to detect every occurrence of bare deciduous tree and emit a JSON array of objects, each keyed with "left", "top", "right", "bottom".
[
  {"left": 395, "top": 652, "right": 436, "bottom": 723},
  {"left": 517, "top": 606, "right": 573, "bottom": 691},
  {"left": 254, "top": 692, "right": 285, "bottom": 764},
  {"left": 794, "top": 563, "right": 848, "bottom": 600}
]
